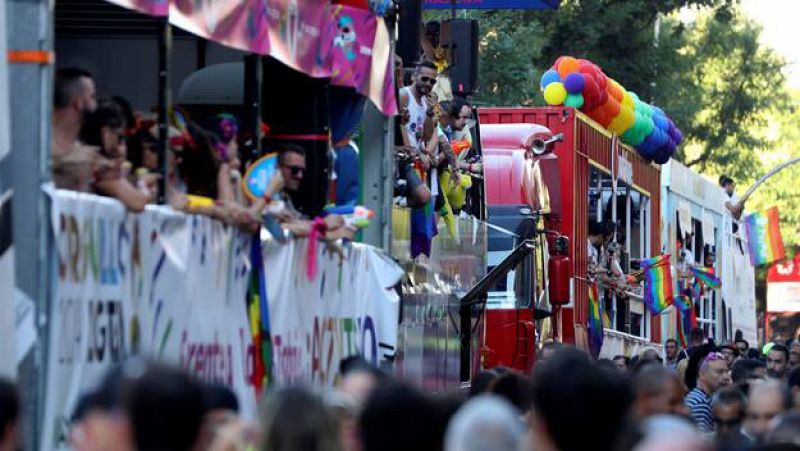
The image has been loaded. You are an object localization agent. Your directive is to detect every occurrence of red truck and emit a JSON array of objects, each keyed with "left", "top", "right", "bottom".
[{"left": 478, "top": 107, "right": 663, "bottom": 369}]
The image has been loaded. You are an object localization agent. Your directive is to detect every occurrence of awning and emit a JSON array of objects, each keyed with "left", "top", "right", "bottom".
[
  {"left": 98, "top": 0, "right": 397, "bottom": 116},
  {"left": 423, "top": 0, "right": 561, "bottom": 9}
]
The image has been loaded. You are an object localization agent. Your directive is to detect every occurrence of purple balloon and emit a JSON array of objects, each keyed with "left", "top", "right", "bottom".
[
  {"left": 564, "top": 72, "right": 586, "bottom": 94},
  {"left": 638, "top": 133, "right": 659, "bottom": 159},
  {"left": 654, "top": 147, "right": 671, "bottom": 164}
]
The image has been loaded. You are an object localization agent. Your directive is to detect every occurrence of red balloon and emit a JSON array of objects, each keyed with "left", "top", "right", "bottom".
[
  {"left": 602, "top": 97, "right": 621, "bottom": 118},
  {"left": 582, "top": 76, "right": 600, "bottom": 110}
]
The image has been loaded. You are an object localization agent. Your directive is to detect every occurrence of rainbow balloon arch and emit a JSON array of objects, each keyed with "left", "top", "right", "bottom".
[{"left": 541, "top": 56, "right": 683, "bottom": 164}]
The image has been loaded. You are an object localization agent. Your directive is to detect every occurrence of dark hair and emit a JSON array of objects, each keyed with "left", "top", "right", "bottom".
[
  {"left": 261, "top": 386, "right": 339, "bottom": 451},
  {"left": 588, "top": 221, "right": 607, "bottom": 237},
  {"left": 788, "top": 367, "right": 800, "bottom": 390},
  {"left": 665, "top": 338, "right": 679, "bottom": 347},
  {"left": 359, "top": 382, "right": 445, "bottom": 451},
  {"left": 489, "top": 371, "right": 534, "bottom": 412},
  {"left": 532, "top": 347, "right": 633, "bottom": 451},
  {"left": 127, "top": 129, "right": 158, "bottom": 170},
  {"left": 718, "top": 175, "right": 734, "bottom": 188},
  {"left": 54, "top": 67, "right": 93, "bottom": 109},
  {"left": 0, "top": 379, "right": 19, "bottom": 444},
  {"left": 415, "top": 60, "right": 438, "bottom": 73},
  {"left": 278, "top": 144, "right": 306, "bottom": 164},
  {"left": 633, "top": 364, "right": 675, "bottom": 396},
  {"left": 770, "top": 344, "right": 790, "bottom": 362},
  {"left": 79, "top": 98, "right": 127, "bottom": 156},
  {"left": 470, "top": 370, "right": 499, "bottom": 397},
  {"left": 613, "top": 355, "right": 630, "bottom": 366},
  {"left": 202, "top": 384, "right": 239, "bottom": 413},
  {"left": 731, "top": 358, "right": 765, "bottom": 386},
  {"left": 689, "top": 327, "right": 705, "bottom": 344},
  {"left": 712, "top": 386, "right": 747, "bottom": 409},
  {"left": 128, "top": 365, "right": 205, "bottom": 451},
  {"left": 685, "top": 344, "right": 718, "bottom": 389},
  {"left": 181, "top": 122, "right": 221, "bottom": 198}
]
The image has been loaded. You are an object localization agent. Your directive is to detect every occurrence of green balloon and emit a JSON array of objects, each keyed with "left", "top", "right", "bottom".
[
  {"left": 564, "top": 93, "right": 584, "bottom": 109},
  {"left": 621, "top": 127, "right": 638, "bottom": 145},
  {"left": 642, "top": 116, "right": 655, "bottom": 135}
]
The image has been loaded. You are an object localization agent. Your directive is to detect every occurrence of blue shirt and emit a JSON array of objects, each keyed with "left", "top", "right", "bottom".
[{"left": 685, "top": 387, "right": 715, "bottom": 433}]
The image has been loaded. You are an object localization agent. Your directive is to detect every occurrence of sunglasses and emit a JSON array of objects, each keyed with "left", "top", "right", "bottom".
[
  {"left": 419, "top": 76, "right": 437, "bottom": 85},
  {"left": 282, "top": 164, "right": 305, "bottom": 176}
]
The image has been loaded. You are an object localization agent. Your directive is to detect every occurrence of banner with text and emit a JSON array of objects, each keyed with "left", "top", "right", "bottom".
[{"left": 264, "top": 239, "right": 403, "bottom": 386}]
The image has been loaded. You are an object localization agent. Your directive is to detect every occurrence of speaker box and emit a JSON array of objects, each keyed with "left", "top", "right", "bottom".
[
  {"left": 441, "top": 19, "right": 479, "bottom": 95},
  {"left": 261, "top": 57, "right": 330, "bottom": 218},
  {"left": 396, "top": 0, "right": 422, "bottom": 67}
]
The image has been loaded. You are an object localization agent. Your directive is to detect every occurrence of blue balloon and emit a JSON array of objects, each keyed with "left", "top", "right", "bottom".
[
  {"left": 564, "top": 72, "right": 586, "bottom": 94},
  {"left": 653, "top": 114, "right": 669, "bottom": 131},
  {"left": 540, "top": 69, "right": 562, "bottom": 89}
]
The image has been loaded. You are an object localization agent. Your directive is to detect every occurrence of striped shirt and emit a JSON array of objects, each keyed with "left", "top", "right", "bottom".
[{"left": 685, "top": 387, "right": 715, "bottom": 433}]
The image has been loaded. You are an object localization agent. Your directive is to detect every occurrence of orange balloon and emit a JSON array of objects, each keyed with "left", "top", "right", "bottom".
[
  {"left": 557, "top": 56, "right": 581, "bottom": 78},
  {"left": 601, "top": 97, "right": 621, "bottom": 118},
  {"left": 607, "top": 79, "right": 624, "bottom": 102}
]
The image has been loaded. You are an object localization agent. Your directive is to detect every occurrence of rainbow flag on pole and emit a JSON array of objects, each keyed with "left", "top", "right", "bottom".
[
  {"left": 588, "top": 282, "right": 604, "bottom": 358},
  {"left": 744, "top": 207, "right": 786, "bottom": 266},
  {"left": 675, "top": 301, "right": 697, "bottom": 348},
  {"left": 690, "top": 266, "right": 721, "bottom": 294},
  {"left": 640, "top": 254, "right": 674, "bottom": 314}
]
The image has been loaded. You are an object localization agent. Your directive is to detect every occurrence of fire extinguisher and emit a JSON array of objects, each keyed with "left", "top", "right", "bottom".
[{"left": 548, "top": 235, "right": 571, "bottom": 305}]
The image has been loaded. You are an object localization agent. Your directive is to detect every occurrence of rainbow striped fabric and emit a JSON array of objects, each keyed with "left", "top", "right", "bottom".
[
  {"left": 744, "top": 207, "right": 786, "bottom": 266},
  {"left": 640, "top": 254, "right": 674, "bottom": 314},
  {"left": 587, "top": 283, "right": 604, "bottom": 359},
  {"left": 690, "top": 266, "right": 721, "bottom": 291},
  {"left": 676, "top": 301, "right": 697, "bottom": 349}
]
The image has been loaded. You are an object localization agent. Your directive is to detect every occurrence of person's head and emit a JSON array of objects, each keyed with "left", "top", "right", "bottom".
[
  {"left": 449, "top": 98, "right": 473, "bottom": 132},
  {"left": 720, "top": 342, "right": 740, "bottom": 369},
  {"left": 277, "top": 144, "right": 307, "bottom": 192},
  {"left": 130, "top": 128, "right": 158, "bottom": 171},
  {"left": 731, "top": 358, "right": 767, "bottom": 396},
  {"left": 538, "top": 342, "right": 560, "bottom": 364},
  {"left": 676, "top": 358, "right": 690, "bottom": 391},
  {"left": 665, "top": 339, "right": 679, "bottom": 361},
  {"left": 412, "top": 61, "right": 438, "bottom": 96},
  {"left": 745, "top": 380, "right": 792, "bottom": 443},
  {"left": 612, "top": 355, "right": 630, "bottom": 371},
  {"left": 712, "top": 387, "right": 747, "bottom": 436},
  {"left": 210, "top": 114, "right": 240, "bottom": 171},
  {"left": 697, "top": 352, "right": 730, "bottom": 394},
  {"left": 488, "top": 371, "right": 534, "bottom": 414},
  {"left": 633, "top": 364, "right": 689, "bottom": 418},
  {"left": 0, "top": 379, "right": 19, "bottom": 451},
  {"left": 127, "top": 364, "right": 205, "bottom": 451},
  {"left": 689, "top": 327, "right": 705, "bottom": 347},
  {"left": 359, "top": 382, "right": 445, "bottom": 451},
  {"left": 719, "top": 175, "right": 735, "bottom": 195},
  {"left": 789, "top": 350, "right": 800, "bottom": 372},
  {"left": 766, "top": 411, "right": 800, "bottom": 446},
  {"left": 54, "top": 67, "right": 97, "bottom": 119},
  {"left": 260, "top": 386, "right": 339, "bottom": 451},
  {"left": 532, "top": 347, "right": 633, "bottom": 451},
  {"left": 735, "top": 337, "right": 750, "bottom": 355},
  {"left": 80, "top": 98, "right": 128, "bottom": 159},
  {"left": 588, "top": 221, "right": 607, "bottom": 245},
  {"left": 444, "top": 396, "right": 523, "bottom": 451},
  {"left": 337, "top": 362, "right": 385, "bottom": 408},
  {"left": 768, "top": 344, "right": 790, "bottom": 379},
  {"left": 632, "top": 415, "right": 706, "bottom": 451},
  {"left": 469, "top": 370, "right": 499, "bottom": 397},
  {"left": 639, "top": 348, "right": 661, "bottom": 364}
]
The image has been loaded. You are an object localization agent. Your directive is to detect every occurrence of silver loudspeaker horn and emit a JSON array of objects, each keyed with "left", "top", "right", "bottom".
[{"left": 531, "top": 133, "right": 564, "bottom": 155}]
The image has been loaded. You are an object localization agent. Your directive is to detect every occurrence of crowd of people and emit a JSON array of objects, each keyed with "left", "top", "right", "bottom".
[
  {"left": 3, "top": 330, "right": 800, "bottom": 450},
  {"left": 50, "top": 67, "right": 356, "bottom": 241}
]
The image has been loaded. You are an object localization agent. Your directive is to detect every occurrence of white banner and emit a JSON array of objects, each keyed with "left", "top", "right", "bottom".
[
  {"left": 265, "top": 239, "right": 403, "bottom": 386},
  {"left": 43, "top": 190, "right": 257, "bottom": 450}
]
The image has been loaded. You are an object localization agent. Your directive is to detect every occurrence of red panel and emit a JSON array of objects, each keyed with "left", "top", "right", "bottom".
[{"left": 484, "top": 309, "right": 536, "bottom": 373}]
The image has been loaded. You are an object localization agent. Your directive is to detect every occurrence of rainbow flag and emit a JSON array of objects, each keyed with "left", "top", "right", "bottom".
[
  {"left": 744, "top": 207, "right": 786, "bottom": 266},
  {"left": 640, "top": 254, "right": 674, "bottom": 314},
  {"left": 587, "top": 283, "right": 604, "bottom": 359},
  {"left": 690, "top": 266, "right": 720, "bottom": 295},
  {"left": 675, "top": 301, "right": 697, "bottom": 349}
]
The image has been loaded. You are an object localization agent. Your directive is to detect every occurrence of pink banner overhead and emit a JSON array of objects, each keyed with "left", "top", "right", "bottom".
[
  {"left": 169, "top": 0, "right": 270, "bottom": 55},
  {"left": 105, "top": 0, "right": 169, "bottom": 16}
]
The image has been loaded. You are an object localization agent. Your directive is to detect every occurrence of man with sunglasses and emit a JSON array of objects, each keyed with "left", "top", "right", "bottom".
[{"left": 685, "top": 352, "right": 730, "bottom": 433}]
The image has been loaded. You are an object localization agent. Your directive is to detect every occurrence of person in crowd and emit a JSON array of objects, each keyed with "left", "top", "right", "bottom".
[
  {"left": 720, "top": 342, "right": 741, "bottom": 369},
  {"left": 196, "top": 384, "right": 256, "bottom": 451},
  {"left": 52, "top": 67, "right": 97, "bottom": 191},
  {"left": 768, "top": 344, "right": 791, "bottom": 380},
  {"left": 789, "top": 349, "right": 800, "bottom": 372},
  {"left": 685, "top": 351, "right": 729, "bottom": 433},
  {"left": 444, "top": 396, "right": 524, "bottom": 451},
  {"left": 530, "top": 347, "right": 633, "bottom": 451},
  {"left": 79, "top": 98, "right": 155, "bottom": 212},
  {"left": 127, "top": 364, "right": 206, "bottom": 451},
  {"left": 487, "top": 370, "right": 534, "bottom": 417},
  {"left": 261, "top": 386, "right": 341, "bottom": 451},
  {"left": 712, "top": 387, "right": 750, "bottom": 447},
  {"left": 766, "top": 412, "right": 800, "bottom": 446},
  {"left": 359, "top": 382, "right": 445, "bottom": 451},
  {"left": 0, "top": 379, "right": 19, "bottom": 451},
  {"left": 732, "top": 358, "right": 768, "bottom": 398},
  {"left": 676, "top": 358, "right": 690, "bottom": 391},
  {"left": 630, "top": 415, "right": 706, "bottom": 451},
  {"left": 632, "top": 363, "right": 689, "bottom": 418},
  {"left": 538, "top": 342, "right": 560, "bottom": 364},
  {"left": 735, "top": 334, "right": 761, "bottom": 360},
  {"left": 587, "top": 221, "right": 607, "bottom": 268},
  {"left": 678, "top": 327, "right": 706, "bottom": 362},
  {"left": 787, "top": 366, "right": 800, "bottom": 409},
  {"left": 613, "top": 355, "right": 630, "bottom": 372},
  {"left": 664, "top": 338, "right": 680, "bottom": 370},
  {"left": 208, "top": 113, "right": 244, "bottom": 204},
  {"left": 469, "top": 370, "right": 501, "bottom": 397},
  {"left": 744, "top": 380, "right": 792, "bottom": 443}
]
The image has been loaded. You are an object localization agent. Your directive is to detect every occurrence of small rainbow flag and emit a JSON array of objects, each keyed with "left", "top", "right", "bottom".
[
  {"left": 675, "top": 301, "right": 697, "bottom": 349},
  {"left": 690, "top": 266, "right": 721, "bottom": 292},
  {"left": 744, "top": 207, "right": 786, "bottom": 266},
  {"left": 587, "top": 282, "right": 604, "bottom": 359},
  {"left": 640, "top": 254, "right": 674, "bottom": 314}
]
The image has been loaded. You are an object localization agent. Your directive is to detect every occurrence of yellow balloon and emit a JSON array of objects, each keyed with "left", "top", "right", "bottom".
[
  {"left": 621, "top": 91, "right": 634, "bottom": 110},
  {"left": 608, "top": 106, "right": 635, "bottom": 134},
  {"left": 543, "top": 82, "right": 568, "bottom": 105}
]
